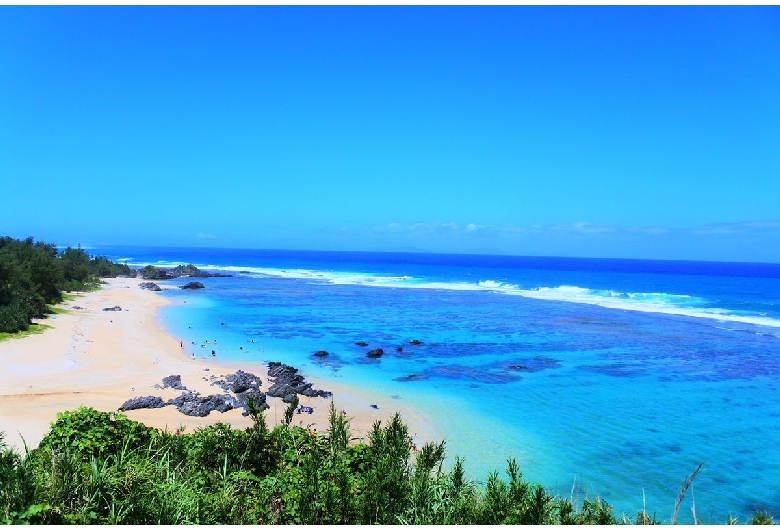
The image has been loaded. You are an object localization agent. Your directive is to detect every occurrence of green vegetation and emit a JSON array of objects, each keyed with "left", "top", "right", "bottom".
[
  {"left": 0, "top": 236, "right": 132, "bottom": 334},
  {"left": 0, "top": 405, "right": 773, "bottom": 525},
  {"left": 0, "top": 323, "right": 52, "bottom": 343}
]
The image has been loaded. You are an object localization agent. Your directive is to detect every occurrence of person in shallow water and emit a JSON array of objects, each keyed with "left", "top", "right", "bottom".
[{"left": 211, "top": 350, "right": 216, "bottom": 357}]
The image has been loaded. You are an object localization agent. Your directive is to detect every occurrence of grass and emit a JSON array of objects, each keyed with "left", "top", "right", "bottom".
[
  {"left": 0, "top": 297, "right": 79, "bottom": 342},
  {"left": 0, "top": 323, "right": 53, "bottom": 343}
]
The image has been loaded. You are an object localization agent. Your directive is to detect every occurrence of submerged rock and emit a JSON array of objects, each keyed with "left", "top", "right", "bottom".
[
  {"left": 355, "top": 341, "right": 368, "bottom": 347},
  {"left": 313, "top": 350, "right": 329, "bottom": 357},
  {"left": 366, "top": 348, "right": 384, "bottom": 358},
  {"left": 507, "top": 364, "right": 530, "bottom": 371},
  {"left": 409, "top": 339, "right": 423, "bottom": 346},
  {"left": 393, "top": 373, "right": 428, "bottom": 382}
]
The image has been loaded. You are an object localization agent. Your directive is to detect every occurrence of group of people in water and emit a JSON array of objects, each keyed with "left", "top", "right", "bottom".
[{"left": 178, "top": 335, "right": 266, "bottom": 360}]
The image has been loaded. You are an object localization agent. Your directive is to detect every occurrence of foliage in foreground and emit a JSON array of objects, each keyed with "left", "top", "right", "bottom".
[{"left": 1, "top": 405, "right": 775, "bottom": 525}]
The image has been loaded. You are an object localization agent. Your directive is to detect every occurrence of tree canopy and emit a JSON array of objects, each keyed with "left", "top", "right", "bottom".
[{"left": 0, "top": 236, "right": 132, "bottom": 333}]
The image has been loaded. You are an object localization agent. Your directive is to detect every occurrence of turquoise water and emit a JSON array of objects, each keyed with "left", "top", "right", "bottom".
[{"left": 104, "top": 246, "right": 780, "bottom": 523}]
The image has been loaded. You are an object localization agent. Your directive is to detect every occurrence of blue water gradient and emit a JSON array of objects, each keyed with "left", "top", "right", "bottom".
[{"left": 104, "top": 246, "right": 780, "bottom": 522}]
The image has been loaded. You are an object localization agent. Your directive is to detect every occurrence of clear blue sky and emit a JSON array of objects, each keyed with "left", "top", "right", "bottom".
[{"left": 2, "top": 6, "right": 779, "bottom": 262}]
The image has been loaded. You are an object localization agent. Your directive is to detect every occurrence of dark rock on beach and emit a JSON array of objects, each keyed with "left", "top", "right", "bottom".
[
  {"left": 118, "top": 396, "right": 167, "bottom": 411},
  {"left": 139, "top": 282, "right": 162, "bottom": 291},
  {"left": 160, "top": 375, "right": 188, "bottom": 391},
  {"left": 119, "top": 364, "right": 330, "bottom": 418},
  {"left": 181, "top": 281, "right": 205, "bottom": 290},
  {"left": 120, "top": 370, "right": 272, "bottom": 417},
  {"left": 172, "top": 393, "right": 236, "bottom": 417},
  {"left": 233, "top": 390, "right": 268, "bottom": 414},
  {"left": 210, "top": 369, "right": 269, "bottom": 413},
  {"left": 355, "top": 341, "right": 368, "bottom": 347},
  {"left": 266, "top": 361, "right": 332, "bottom": 399},
  {"left": 211, "top": 369, "right": 262, "bottom": 394},
  {"left": 313, "top": 350, "right": 329, "bottom": 357},
  {"left": 102, "top": 306, "right": 122, "bottom": 311},
  {"left": 167, "top": 391, "right": 196, "bottom": 408},
  {"left": 366, "top": 348, "right": 384, "bottom": 358}
]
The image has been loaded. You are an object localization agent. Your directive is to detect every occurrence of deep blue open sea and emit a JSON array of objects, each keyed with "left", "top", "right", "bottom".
[{"left": 96, "top": 246, "right": 780, "bottom": 523}]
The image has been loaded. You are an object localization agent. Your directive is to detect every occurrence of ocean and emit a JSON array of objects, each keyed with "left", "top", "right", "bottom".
[{"left": 95, "top": 246, "right": 780, "bottom": 523}]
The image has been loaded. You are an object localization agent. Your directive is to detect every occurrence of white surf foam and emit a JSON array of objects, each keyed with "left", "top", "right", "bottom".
[
  {"left": 508, "top": 285, "right": 780, "bottom": 328},
  {"left": 121, "top": 261, "right": 780, "bottom": 329},
  {"left": 236, "top": 267, "right": 780, "bottom": 328}
]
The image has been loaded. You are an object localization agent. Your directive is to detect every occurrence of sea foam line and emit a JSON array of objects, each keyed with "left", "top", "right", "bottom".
[
  {"left": 223, "top": 266, "right": 780, "bottom": 329},
  {"left": 124, "top": 261, "right": 780, "bottom": 329}
]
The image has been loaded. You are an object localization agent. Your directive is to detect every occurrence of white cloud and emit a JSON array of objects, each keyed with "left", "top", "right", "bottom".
[
  {"left": 544, "top": 222, "right": 618, "bottom": 234},
  {"left": 195, "top": 232, "right": 215, "bottom": 239}
]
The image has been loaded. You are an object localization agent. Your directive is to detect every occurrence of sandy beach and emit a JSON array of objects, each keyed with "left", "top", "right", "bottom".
[{"left": 0, "top": 277, "right": 437, "bottom": 453}]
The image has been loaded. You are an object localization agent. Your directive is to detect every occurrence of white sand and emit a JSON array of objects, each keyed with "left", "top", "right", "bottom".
[{"left": 0, "top": 277, "right": 437, "bottom": 452}]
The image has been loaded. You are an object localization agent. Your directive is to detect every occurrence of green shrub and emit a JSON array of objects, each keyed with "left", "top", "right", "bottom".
[{"left": 37, "top": 407, "right": 155, "bottom": 459}]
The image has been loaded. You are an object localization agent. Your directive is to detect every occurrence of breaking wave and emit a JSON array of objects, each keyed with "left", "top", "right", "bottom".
[{"left": 124, "top": 261, "right": 780, "bottom": 329}]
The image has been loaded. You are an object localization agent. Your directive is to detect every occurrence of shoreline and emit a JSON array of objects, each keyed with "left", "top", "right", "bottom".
[{"left": 0, "top": 277, "right": 438, "bottom": 452}]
